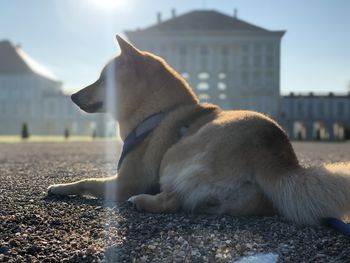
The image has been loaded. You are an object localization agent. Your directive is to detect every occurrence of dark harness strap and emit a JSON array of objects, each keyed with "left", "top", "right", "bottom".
[
  {"left": 322, "top": 217, "right": 350, "bottom": 238},
  {"left": 117, "top": 105, "right": 218, "bottom": 171},
  {"left": 118, "top": 112, "right": 165, "bottom": 170}
]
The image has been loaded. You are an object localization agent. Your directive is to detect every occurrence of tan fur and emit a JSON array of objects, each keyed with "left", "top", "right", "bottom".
[{"left": 48, "top": 36, "right": 350, "bottom": 225}]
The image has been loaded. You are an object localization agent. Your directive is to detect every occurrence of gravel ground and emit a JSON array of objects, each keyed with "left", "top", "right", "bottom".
[{"left": 0, "top": 141, "right": 350, "bottom": 263}]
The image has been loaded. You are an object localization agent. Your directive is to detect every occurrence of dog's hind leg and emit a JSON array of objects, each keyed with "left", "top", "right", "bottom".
[
  {"left": 128, "top": 191, "right": 180, "bottom": 213},
  {"left": 48, "top": 176, "right": 124, "bottom": 201}
]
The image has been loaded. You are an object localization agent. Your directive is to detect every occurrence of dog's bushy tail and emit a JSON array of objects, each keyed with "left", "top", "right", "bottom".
[{"left": 258, "top": 162, "right": 350, "bottom": 225}]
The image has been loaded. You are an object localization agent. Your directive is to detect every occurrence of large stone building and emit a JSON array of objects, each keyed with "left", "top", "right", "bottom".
[
  {"left": 0, "top": 40, "right": 114, "bottom": 136},
  {"left": 281, "top": 92, "right": 350, "bottom": 140},
  {"left": 125, "top": 10, "right": 285, "bottom": 118},
  {"left": 126, "top": 10, "right": 350, "bottom": 141},
  {"left": 2, "top": 10, "right": 348, "bottom": 141}
]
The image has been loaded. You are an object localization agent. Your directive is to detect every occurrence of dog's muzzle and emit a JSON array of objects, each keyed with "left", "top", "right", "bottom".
[{"left": 71, "top": 93, "right": 103, "bottom": 113}]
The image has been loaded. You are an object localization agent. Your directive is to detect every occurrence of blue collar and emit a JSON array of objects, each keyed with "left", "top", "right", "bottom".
[
  {"left": 322, "top": 217, "right": 350, "bottom": 239},
  {"left": 118, "top": 112, "right": 166, "bottom": 170}
]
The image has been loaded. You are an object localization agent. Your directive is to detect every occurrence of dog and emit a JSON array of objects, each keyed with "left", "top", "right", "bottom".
[{"left": 48, "top": 35, "right": 350, "bottom": 225}]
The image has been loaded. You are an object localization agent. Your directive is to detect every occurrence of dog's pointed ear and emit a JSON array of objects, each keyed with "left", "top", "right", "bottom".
[{"left": 116, "top": 35, "right": 141, "bottom": 58}]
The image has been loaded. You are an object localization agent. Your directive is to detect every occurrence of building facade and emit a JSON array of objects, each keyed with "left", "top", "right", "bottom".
[
  {"left": 281, "top": 93, "right": 350, "bottom": 140},
  {"left": 125, "top": 10, "right": 285, "bottom": 119},
  {"left": 0, "top": 40, "right": 114, "bottom": 136}
]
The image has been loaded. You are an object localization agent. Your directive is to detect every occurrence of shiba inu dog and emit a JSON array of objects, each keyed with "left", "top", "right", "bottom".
[{"left": 48, "top": 36, "right": 350, "bottom": 225}]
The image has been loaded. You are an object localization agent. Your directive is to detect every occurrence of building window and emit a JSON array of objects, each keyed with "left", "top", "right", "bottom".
[
  {"left": 297, "top": 101, "right": 304, "bottom": 117},
  {"left": 266, "top": 55, "right": 274, "bottom": 67},
  {"left": 254, "top": 55, "right": 261, "bottom": 67},
  {"left": 217, "top": 82, "right": 227, "bottom": 90},
  {"left": 198, "top": 72, "right": 210, "bottom": 80},
  {"left": 218, "top": 73, "right": 226, "bottom": 79},
  {"left": 241, "top": 55, "right": 249, "bottom": 67},
  {"left": 254, "top": 43, "right": 262, "bottom": 53},
  {"left": 219, "top": 93, "right": 227, "bottom": 100},
  {"left": 50, "top": 101, "right": 55, "bottom": 116},
  {"left": 197, "top": 82, "right": 210, "bottom": 90},
  {"left": 200, "top": 57, "right": 208, "bottom": 70},
  {"left": 179, "top": 57, "right": 187, "bottom": 69},
  {"left": 221, "top": 57, "right": 229, "bottom": 69},
  {"left": 337, "top": 101, "right": 344, "bottom": 116},
  {"left": 266, "top": 71, "right": 274, "bottom": 85},
  {"left": 200, "top": 46, "right": 208, "bottom": 55},
  {"left": 266, "top": 43, "right": 274, "bottom": 54},
  {"left": 181, "top": 72, "right": 190, "bottom": 79},
  {"left": 253, "top": 71, "right": 262, "bottom": 85},
  {"left": 241, "top": 71, "right": 249, "bottom": 85},
  {"left": 198, "top": 93, "right": 210, "bottom": 101},
  {"left": 221, "top": 46, "right": 229, "bottom": 55},
  {"left": 241, "top": 44, "right": 249, "bottom": 53},
  {"left": 179, "top": 45, "right": 187, "bottom": 55},
  {"left": 317, "top": 102, "right": 324, "bottom": 117},
  {"left": 308, "top": 103, "right": 313, "bottom": 117}
]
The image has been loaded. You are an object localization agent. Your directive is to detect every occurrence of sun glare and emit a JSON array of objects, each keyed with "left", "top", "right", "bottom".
[{"left": 91, "top": 0, "right": 123, "bottom": 9}]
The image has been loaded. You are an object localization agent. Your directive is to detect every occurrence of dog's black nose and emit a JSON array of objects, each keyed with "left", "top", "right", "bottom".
[{"left": 71, "top": 93, "right": 79, "bottom": 104}]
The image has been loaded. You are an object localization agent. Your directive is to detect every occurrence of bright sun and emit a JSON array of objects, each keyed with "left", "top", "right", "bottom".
[{"left": 91, "top": 0, "right": 123, "bottom": 9}]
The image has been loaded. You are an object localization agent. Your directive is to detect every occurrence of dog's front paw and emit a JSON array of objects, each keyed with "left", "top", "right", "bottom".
[{"left": 127, "top": 195, "right": 144, "bottom": 212}]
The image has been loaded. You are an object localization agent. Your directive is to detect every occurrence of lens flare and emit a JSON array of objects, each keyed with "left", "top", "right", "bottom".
[{"left": 91, "top": 0, "right": 123, "bottom": 9}]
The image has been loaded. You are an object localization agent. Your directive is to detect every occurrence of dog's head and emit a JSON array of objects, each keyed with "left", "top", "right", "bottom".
[{"left": 71, "top": 35, "right": 197, "bottom": 121}]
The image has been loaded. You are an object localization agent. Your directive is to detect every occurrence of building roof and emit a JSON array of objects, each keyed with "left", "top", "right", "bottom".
[
  {"left": 0, "top": 40, "right": 59, "bottom": 81},
  {"left": 126, "top": 10, "right": 284, "bottom": 35},
  {"left": 283, "top": 92, "right": 350, "bottom": 98}
]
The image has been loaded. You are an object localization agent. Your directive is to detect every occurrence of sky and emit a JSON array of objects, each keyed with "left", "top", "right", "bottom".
[{"left": 0, "top": 0, "right": 349, "bottom": 95}]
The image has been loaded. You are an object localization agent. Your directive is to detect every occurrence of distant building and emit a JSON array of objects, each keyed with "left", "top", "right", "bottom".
[
  {"left": 125, "top": 10, "right": 285, "bottom": 119},
  {"left": 281, "top": 92, "right": 350, "bottom": 140},
  {"left": 0, "top": 40, "right": 114, "bottom": 136}
]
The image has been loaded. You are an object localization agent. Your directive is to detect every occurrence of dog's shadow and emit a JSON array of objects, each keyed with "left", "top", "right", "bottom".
[
  {"left": 43, "top": 195, "right": 340, "bottom": 262},
  {"left": 43, "top": 194, "right": 119, "bottom": 207}
]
